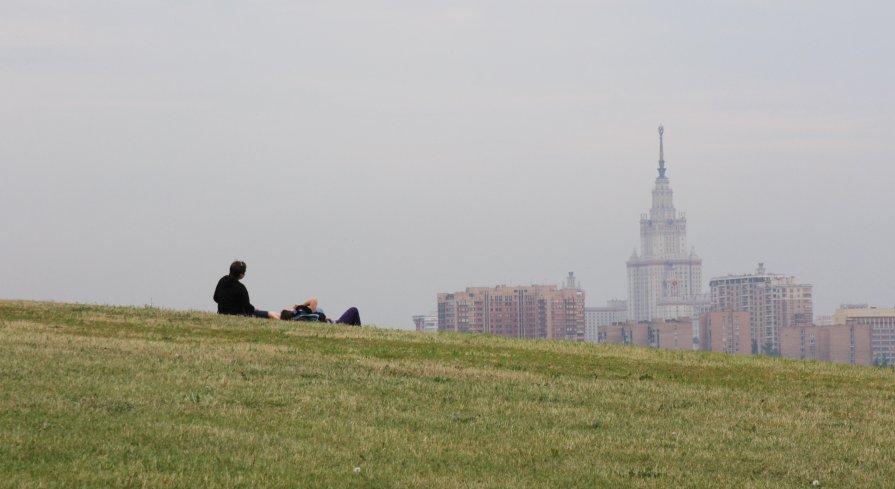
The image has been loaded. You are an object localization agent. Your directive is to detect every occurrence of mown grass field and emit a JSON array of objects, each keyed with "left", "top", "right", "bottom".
[{"left": 1, "top": 300, "right": 893, "bottom": 488}]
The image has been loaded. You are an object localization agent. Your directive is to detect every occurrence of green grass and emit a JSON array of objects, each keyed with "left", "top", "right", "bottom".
[{"left": 1, "top": 300, "right": 893, "bottom": 488}]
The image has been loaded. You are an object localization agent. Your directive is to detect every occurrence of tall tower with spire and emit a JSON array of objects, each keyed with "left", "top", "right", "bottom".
[{"left": 626, "top": 125, "right": 703, "bottom": 322}]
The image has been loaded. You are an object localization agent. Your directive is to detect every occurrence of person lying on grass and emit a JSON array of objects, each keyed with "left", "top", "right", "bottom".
[
  {"left": 213, "top": 260, "right": 278, "bottom": 319},
  {"left": 279, "top": 297, "right": 362, "bottom": 326}
]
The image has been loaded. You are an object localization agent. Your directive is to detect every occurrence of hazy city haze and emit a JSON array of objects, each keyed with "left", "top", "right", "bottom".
[{"left": 2, "top": 1, "right": 893, "bottom": 328}]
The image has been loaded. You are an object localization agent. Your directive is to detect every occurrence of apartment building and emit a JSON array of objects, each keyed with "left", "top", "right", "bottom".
[
  {"left": 709, "top": 263, "right": 812, "bottom": 354},
  {"left": 780, "top": 325, "right": 831, "bottom": 362},
  {"left": 600, "top": 318, "right": 693, "bottom": 351},
  {"left": 584, "top": 299, "right": 627, "bottom": 343},
  {"left": 699, "top": 311, "right": 752, "bottom": 355},
  {"left": 833, "top": 307, "right": 895, "bottom": 366},
  {"left": 437, "top": 284, "right": 585, "bottom": 341}
]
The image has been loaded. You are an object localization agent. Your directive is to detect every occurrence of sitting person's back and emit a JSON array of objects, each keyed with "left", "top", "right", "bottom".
[{"left": 214, "top": 261, "right": 256, "bottom": 316}]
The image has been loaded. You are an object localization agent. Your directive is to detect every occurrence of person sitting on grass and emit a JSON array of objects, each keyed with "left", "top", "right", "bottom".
[
  {"left": 279, "top": 297, "right": 362, "bottom": 326},
  {"left": 213, "top": 260, "right": 277, "bottom": 319}
]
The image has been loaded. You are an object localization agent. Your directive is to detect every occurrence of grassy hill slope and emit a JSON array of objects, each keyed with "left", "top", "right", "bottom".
[{"left": 1, "top": 300, "right": 893, "bottom": 488}]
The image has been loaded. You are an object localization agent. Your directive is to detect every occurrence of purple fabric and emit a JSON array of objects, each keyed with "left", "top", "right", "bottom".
[{"left": 336, "top": 307, "right": 361, "bottom": 326}]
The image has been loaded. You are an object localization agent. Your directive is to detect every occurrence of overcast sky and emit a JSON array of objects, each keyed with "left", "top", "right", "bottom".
[{"left": 2, "top": 1, "right": 893, "bottom": 328}]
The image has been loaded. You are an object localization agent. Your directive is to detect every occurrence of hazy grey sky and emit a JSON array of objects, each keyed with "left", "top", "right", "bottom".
[{"left": 2, "top": 1, "right": 893, "bottom": 328}]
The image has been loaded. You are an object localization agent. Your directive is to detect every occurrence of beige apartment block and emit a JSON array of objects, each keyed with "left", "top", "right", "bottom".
[
  {"left": 603, "top": 323, "right": 629, "bottom": 344},
  {"left": 699, "top": 312, "right": 752, "bottom": 355},
  {"left": 599, "top": 319, "right": 692, "bottom": 351},
  {"left": 649, "top": 319, "right": 693, "bottom": 350},
  {"left": 629, "top": 322, "right": 651, "bottom": 347},
  {"left": 832, "top": 307, "right": 895, "bottom": 366},
  {"left": 780, "top": 325, "right": 831, "bottom": 362},
  {"left": 437, "top": 284, "right": 585, "bottom": 341},
  {"left": 777, "top": 322, "right": 873, "bottom": 366},
  {"left": 828, "top": 322, "right": 872, "bottom": 366},
  {"left": 600, "top": 323, "right": 647, "bottom": 346}
]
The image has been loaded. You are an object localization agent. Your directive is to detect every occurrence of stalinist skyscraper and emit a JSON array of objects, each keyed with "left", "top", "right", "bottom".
[{"left": 627, "top": 125, "right": 703, "bottom": 321}]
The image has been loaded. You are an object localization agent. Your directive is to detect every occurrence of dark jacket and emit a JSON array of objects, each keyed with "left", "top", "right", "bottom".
[{"left": 213, "top": 275, "right": 255, "bottom": 315}]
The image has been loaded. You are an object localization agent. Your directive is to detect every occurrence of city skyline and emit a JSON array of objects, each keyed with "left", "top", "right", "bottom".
[
  {"left": 435, "top": 124, "right": 884, "bottom": 332},
  {"left": 1, "top": 2, "right": 892, "bottom": 328}
]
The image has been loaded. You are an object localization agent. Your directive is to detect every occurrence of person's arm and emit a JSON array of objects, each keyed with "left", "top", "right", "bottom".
[
  {"left": 294, "top": 297, "right": 318, "bottom": 312},
  {"left": 240, "top": 284, "right": 256, "bottom": 314}
]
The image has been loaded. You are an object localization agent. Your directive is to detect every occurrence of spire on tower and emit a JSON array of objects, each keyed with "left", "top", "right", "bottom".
[{"left": 657, "top": 124, "right": 667, "bottom": 179}]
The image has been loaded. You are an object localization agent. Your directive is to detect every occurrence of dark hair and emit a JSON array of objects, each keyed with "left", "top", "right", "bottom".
[
  {"left": 229, "top": 260, "right": 247, "bottom": 278},
  {"left": 280, "top": 309, "right": 294, "bottom": 320}
]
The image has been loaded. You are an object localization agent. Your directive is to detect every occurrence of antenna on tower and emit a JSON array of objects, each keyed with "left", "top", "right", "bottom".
[{"left": 658, "top": 124, "right": 667, "bottom": 179}]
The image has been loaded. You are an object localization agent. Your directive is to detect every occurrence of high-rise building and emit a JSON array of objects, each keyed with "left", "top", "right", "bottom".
[
  {"left": 627, "top": 125, "right": 703, "bottom": 322},
  {"left": 709, "top": 263, "right": 813, "bottom": 354},
  {"left": 562, "top": 272, "right": 581, "bottom": 291},
  {"left": 437, "top": 283, "right": 585, "bottom": 341}
]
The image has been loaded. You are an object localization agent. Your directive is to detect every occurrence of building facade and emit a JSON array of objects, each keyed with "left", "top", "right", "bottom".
[
  {"left": 649, "top": 319, "right": 693, "bottom": 350},
  {"left": 699, "top": 311, "right": 753, "bottom": 355},
  {"left": 601, "top": 319, "right": 693, "bottom": 351},
  {"left": 412, "top": 314, "right": 438, "bottom": 333},
  {"left": 833, "top": 307, "right": 895, "bottom": 366},
  {"left": 778, "top": 321, "right": 874, "bottom": 367},
  {"left": 780, "top": 325, "right": 830, "bottom": 362},
  {"left": 437, "top": 284, "right": 586, "bottom": 341},
  {"left": 584, "top": 299, "right": 627, "bottom": 343},
  {"left": 828, "top": 322, "right": 873, "bottom": 366},
  {"left": 709, "top": 263, "right": 813, "bottom": 354},
  {"left": 627, "top": 125, "right": 703, "bottom": 322}
]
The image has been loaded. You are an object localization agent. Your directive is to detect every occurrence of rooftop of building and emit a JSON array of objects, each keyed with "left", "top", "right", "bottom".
[{"left": 833, "top": 306, "right": 895, "bottom": 324}]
